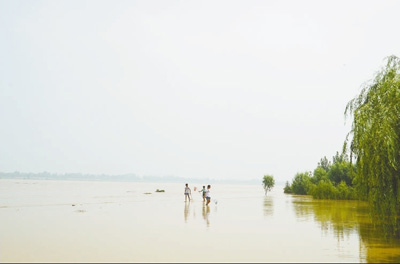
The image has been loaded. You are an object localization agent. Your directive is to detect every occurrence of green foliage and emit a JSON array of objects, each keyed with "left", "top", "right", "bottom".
[
  {"left": 332, "top": 151, "right": 346, "bottom": 164},
  {"left": 286, "top": 152, "right": 357, "bottom": 199},
  {"left": 309, "top": 180, "right": 357, "bottom": 200},
  {"left": 291, "top": 172, "right": 312, "bottom": 195},
  {"left": 283, "top": 181, "right": 292, "bottom": 194},
  {"left": 262, "top": 175, "right": 275, "bottom": 195},
  {"left": 155, "top": 189, "right": 165, "bottom": 192},
  {"left": 345, "top": 55, "right": 400, "bottom": 234},
  {"left": 311, "top": 167, "right": 329, "bottom": 184},
  {"left": 318, "top": 156, "right": 331, "bottom": 172},
  {"left": 336, "top": 181, "right": 356, "bottom": 200},
  {"left": 327, "top": 161, "right": 353, "bottom": 186},
  {"left": 309, "top": 180, "right": 337, "bottom": 199}
]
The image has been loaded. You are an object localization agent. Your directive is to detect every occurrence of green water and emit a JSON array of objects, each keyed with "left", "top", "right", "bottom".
[{"left": 290, "top": 195, "right": 400, "bottom": 263}]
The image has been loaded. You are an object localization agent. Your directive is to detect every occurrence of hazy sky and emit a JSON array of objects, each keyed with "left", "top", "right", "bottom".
[{"left": 1, "top": 0, "right": 399, "bottom": 182}]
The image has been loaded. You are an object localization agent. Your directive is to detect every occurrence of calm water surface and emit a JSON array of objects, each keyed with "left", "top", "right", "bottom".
[{"left": 0, "top": 179, "right": 399, "bottom": 262}]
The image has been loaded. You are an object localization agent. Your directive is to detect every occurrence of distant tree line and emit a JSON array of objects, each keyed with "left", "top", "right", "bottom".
[{"left": 0, "top": 171, "right": 260, "bottom": 185}]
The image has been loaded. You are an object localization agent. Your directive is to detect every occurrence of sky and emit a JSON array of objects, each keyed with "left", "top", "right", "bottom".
[{"left": 1, "top": 0, "right": 400, "bottom": 183}]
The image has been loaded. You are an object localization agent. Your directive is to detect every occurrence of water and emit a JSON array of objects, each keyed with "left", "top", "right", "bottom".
[{"left": 0, "top": 179, "right": 399, "bottom": 262}]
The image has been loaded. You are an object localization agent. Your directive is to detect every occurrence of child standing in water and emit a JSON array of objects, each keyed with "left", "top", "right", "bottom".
[
  {"left": 199, "top": 186, "right": 206, "bottom": 202},
  {"left": 206, "top": 185, "right": 211, "bottom": 206},
  {"left": 184, "top": 183, "right": 191, "bottom": 202}
]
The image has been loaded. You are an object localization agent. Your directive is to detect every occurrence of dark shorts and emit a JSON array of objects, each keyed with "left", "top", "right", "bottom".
[
  {"left": 185, "top": 193, "right": 190, "bottom": 196},
  {"left": 206, "top": 197, "right": 211, "bottom": 201}
]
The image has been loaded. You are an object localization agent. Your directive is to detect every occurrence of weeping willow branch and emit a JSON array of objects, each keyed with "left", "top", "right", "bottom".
[{"left": 344, "top": 55, "right": 400, "bottom": 235}]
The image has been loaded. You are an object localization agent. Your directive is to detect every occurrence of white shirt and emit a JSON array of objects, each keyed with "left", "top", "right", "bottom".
[
  {"left": 184, "top": 186, "right": 190, "bottom": 194},
  {"left": 206, "top": 189, "right": 210, "bottom": 198}
]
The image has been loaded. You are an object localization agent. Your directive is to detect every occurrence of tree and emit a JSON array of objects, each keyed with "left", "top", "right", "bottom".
[
  {"left": 344, "top": 55, "right": 400, "bottom": 234},
  {"left": 291, "top": 171, "right": 312, "bottom": 195},
  {"left": 283, "top": 181, "right": 292, "bottom": 194},
  {"left": 317, "top": 156, "right": 331, "bottom": 172},
  {"left": 311, "top": 166, "right": 329, "bottom": 184},
  {"left": 327, "top": 161, "right": 353, "bottom": 186},
  {"left": 332, "top": 151, "right": 346, "bottom": 164},
  {"left": 262, "top": 175, "right": 275, "bottom": 195}
]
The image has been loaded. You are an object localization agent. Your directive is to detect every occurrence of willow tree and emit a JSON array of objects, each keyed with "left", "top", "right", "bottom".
[{"left": 345, "top": 55, "right": 400, "bottom": 234}]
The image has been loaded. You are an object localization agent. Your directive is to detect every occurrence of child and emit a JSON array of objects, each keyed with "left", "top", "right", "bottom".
[
  {"left": 206, "top": 185, "right": 211, "bottom": 206},
  {"left": 184, "top": 183, "right": 191, "bottom": 202},
  {"left": 199, "top": 186, "right": 206, "bottom": 202}
]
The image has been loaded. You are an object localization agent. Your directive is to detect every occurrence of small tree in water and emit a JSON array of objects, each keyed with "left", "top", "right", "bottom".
[{"left": 262, "top": 175, "right": 275, "bottom": 195}]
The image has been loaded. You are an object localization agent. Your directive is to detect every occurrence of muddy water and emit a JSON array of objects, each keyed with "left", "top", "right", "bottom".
[{"left": 0, "top": 179, "right": 399, "bottom": 262}]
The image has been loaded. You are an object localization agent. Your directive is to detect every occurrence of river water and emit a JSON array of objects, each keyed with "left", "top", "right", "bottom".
[{"left": 0, "top": 179, "right": 399, "bottom": 262}]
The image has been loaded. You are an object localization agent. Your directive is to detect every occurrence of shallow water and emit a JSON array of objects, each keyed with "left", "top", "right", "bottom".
[{"left": 0, "top": 179, "right": 399, "bottom": 262}]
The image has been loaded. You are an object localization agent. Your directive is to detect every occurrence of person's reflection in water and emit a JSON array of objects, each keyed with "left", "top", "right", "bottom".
[
  {"left": 184, "top": 201, "right": 190, "bottom": 223},
  {"left": 202, "top": 204, "right": 210, "bottom": 227}
]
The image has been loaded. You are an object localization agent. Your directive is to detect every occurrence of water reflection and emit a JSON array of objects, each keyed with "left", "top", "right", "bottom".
[
  {"left": 202, "top": 204, "right": 210, "bottom": 227},
  {"left": 183, "top": 202, "right": 210, "bottom": 227},
  {"left": 358, "top": 221, "right": 400, "bottom": 263},
  {"left": 263, "top": 196, "right": 274, "bottom": 217},
  {"left": 292, "top": 196, "right": 361, "bottom": 237},
  {"left": 291, "top": 195, "right": 400, "bottom": 263},
  {"left": 184, "top": 202, "right": 190, "bottom": 223}
]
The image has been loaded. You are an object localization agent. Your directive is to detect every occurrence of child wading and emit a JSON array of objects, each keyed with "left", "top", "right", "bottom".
[
  {"left": 206, "top": 185, "right": 211, "bottom": 206},
  {"left": 184, "top": 183, "right": 191, "bottom": 202},
  {"left": 199, "top": 186, "right": 206, "bottom": 202}
]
